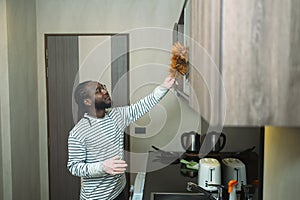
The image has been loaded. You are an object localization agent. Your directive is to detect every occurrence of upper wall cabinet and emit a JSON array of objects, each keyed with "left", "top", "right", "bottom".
[{"left": 189, "top": 0, "right": 300, "bottom": 126}]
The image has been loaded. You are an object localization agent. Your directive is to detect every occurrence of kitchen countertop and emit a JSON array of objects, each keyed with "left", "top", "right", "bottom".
[
  {"left": 143, "top": 151, "right": 198, "bottom": 200},
  {"left": 142, "top": 151, "right": 259, "bottom": 200}
]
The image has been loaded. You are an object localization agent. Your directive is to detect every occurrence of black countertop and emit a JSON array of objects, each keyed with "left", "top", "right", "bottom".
[
  {"left": 142, "top": 151, "right": 259, "bottom": 200},
  {"left": 143, "top": 151, "right": 198, "bottom": 200}
]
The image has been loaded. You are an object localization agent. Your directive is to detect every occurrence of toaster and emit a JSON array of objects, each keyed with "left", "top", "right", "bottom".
[
  {"left": 198, "top": 158, "right": 221, "bottom": 191},
  {"left": 222, "top": 158, "right": 247, "bottom": 191}
]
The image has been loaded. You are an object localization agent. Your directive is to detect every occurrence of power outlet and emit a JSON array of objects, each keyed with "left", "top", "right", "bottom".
[{"left": 135, "top": 127, "right": 146, "bottom": 134}]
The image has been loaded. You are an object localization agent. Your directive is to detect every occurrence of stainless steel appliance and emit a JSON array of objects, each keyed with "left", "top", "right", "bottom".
[
  {"left": 181, "top": 131, "right": 201, "bottom": 153},
  {"left": 201, "top": 131, "right": 226, "bottom": 153}
]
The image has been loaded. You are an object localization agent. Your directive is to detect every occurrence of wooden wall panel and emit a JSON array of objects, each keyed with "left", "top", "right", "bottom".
[
  {"left": 223, "top": 0, "right": 300, "bottom": 126},
  {"left": 190, "top": 0, "right": 300, "bottom": 126}
]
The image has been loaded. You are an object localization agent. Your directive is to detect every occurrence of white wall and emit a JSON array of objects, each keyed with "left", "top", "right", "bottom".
[
  {"left": 264, "top": 127, "right": 300, "bottom": 200},
  {"left": 1, "top": 0, "right": 40, "bottom": 199},
  {"left": 0, "top": 0, "right": 12, "bottom": 199},
  {"left": 78, "top": 36, "right": 111, "bottom": 87},
  {"left": 36, "top": 0, "right": 185, "bottom": 199}
]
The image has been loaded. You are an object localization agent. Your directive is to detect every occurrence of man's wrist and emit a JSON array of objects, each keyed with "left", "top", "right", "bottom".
[
  {"left": 154, "top": 86, "right": 169, "bottom": 100},
  {"left": 89, "top": 161, "right": 104, "bottom": 176}
]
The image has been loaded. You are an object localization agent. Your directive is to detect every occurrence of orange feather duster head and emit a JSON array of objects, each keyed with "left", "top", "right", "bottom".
[{"left": 169, "top": 42, "right": 188, "bottom": 79}]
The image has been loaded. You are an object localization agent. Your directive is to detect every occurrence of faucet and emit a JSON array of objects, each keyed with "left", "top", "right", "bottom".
[
  {"left": 241, "top": 184, "right": 253, "bottom": 200},
  {"left": 186, "top": 182, "right": 216, "bottom": 200},
  {"left": 186, "top": 182, "right": 225, "bottom": 200},
  {"left": 205, "top": 183, "right": 225, "bottom": 200}
]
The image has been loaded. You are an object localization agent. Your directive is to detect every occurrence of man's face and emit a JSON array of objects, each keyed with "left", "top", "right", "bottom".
[
  {"left": 86, "top": 82, "right": 112, "bottom": 110},
  {"left": 94, "top": 82, "right": 112, "bottom": 110}
]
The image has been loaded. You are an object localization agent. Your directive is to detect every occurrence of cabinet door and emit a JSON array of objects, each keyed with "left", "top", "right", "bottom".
[
  {"left": 222, "top": 0, "right": 300, "bottom": 126},
  {"left": 190, "top": 0, "right": 300, "bottom": 126},
  {"left": 222, "top": 0, "right": 264, "bottom": 125},
  {"left": 189, "top": 0, "right": 222, "bottom": 127}
]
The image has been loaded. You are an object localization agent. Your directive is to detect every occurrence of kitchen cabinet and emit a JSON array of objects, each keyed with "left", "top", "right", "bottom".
[
  {"left": 188, "top": 0, "right": 222, "bottom": 127},
  {"left": 188, "top": 0, "right": 300, "bottom": 126}
]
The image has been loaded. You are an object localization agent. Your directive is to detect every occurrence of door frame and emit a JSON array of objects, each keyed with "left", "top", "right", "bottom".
[{"left": 45, "top": 33, "right": 130, "bottom": 199}]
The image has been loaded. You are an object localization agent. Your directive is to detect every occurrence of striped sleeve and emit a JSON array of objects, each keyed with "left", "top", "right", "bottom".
[
  {"left": 67, "top": 135, "right": 105, "bottom": 178},
  {"left": 119, "top": 86, "right": 169, "bottom": 127}
]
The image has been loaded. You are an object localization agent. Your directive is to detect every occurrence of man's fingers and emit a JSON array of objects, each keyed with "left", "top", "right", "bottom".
[
  {"left": 103, "top": 156, "right": 128, "bottom": 175},
  {"left": 111, "top": 155, "right": 120, "bottom": 160},
  {"left": 113, "top": 159, "right": 126, "bottom": 164},
  {"left": 111, "top": 163, "right": 127, "bottom": 172},
  {"left": 109, "top": 165, "right": 127, "bottom": 175},
  {"left": 111, "top": 171, "right": 125, "bottom": 175},
  {"left": 113, "top": 168, "right": 127, "bottom": 173},
  {"left": 162, "top": 76, "right": 176, "bottom": 89},
  {"left": 113, "top": 163, "right": 128, "bottom": 169}
]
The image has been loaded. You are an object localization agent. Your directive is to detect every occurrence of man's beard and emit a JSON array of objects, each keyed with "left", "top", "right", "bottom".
[{"left": 95, "top": 100, "right": 111, "bottom": 110}]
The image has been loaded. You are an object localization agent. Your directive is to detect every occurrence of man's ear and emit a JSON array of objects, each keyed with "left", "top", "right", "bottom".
[{"left": 83, "top": 98, "right": 92, "bottom": 106}]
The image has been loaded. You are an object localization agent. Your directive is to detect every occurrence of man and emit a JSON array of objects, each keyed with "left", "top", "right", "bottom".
[{"left": 67, "top": 76, "right": 175, "bottom": 200}]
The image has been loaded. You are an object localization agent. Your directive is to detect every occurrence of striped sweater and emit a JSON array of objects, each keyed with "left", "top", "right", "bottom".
[{"left": 67, "top": 86, "right": 168, "bottom": 200}]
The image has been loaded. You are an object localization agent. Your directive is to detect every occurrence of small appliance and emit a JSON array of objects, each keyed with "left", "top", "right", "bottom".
[
  {"left": 222, "top": 158, "right": 247, "bottom": 191},
  {"left": 201, "top": 131, "right": 226, "bottom": 153},
  {"left": 181, "top": 131, "right": 201, "bottom": 153},
  {"left": 198, "top": 158, "right": 221, "bottom": 191}
]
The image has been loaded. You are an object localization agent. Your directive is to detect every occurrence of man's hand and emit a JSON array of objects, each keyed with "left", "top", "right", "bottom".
[
  {"left": 161, "top": 76, "right": 176, "bottom": 89},
  {"left": 102, "top": 156, "right": 127, "bottom": 175}
]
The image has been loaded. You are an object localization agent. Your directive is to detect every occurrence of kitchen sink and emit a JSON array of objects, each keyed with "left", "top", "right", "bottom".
[{"left": 150, "top": 192, "right": 212, "bottom": 200}]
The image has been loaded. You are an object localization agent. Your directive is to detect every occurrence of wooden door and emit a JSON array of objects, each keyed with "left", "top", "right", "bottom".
[{"left": 46, "top": 35, "right": 80, "bottom": 200}]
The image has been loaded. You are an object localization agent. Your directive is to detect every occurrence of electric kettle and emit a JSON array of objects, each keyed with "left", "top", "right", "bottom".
[
  {"left": 201, "top": 131, "right": 226, "bottom": 153},
  {"left": 181, "top": 131, "right": 201, "bottom": 153}
]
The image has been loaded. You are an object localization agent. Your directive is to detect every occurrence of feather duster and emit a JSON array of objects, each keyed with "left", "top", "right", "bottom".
[{"left": 169, "top": 42, "right": 188, "bottom": 78}]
